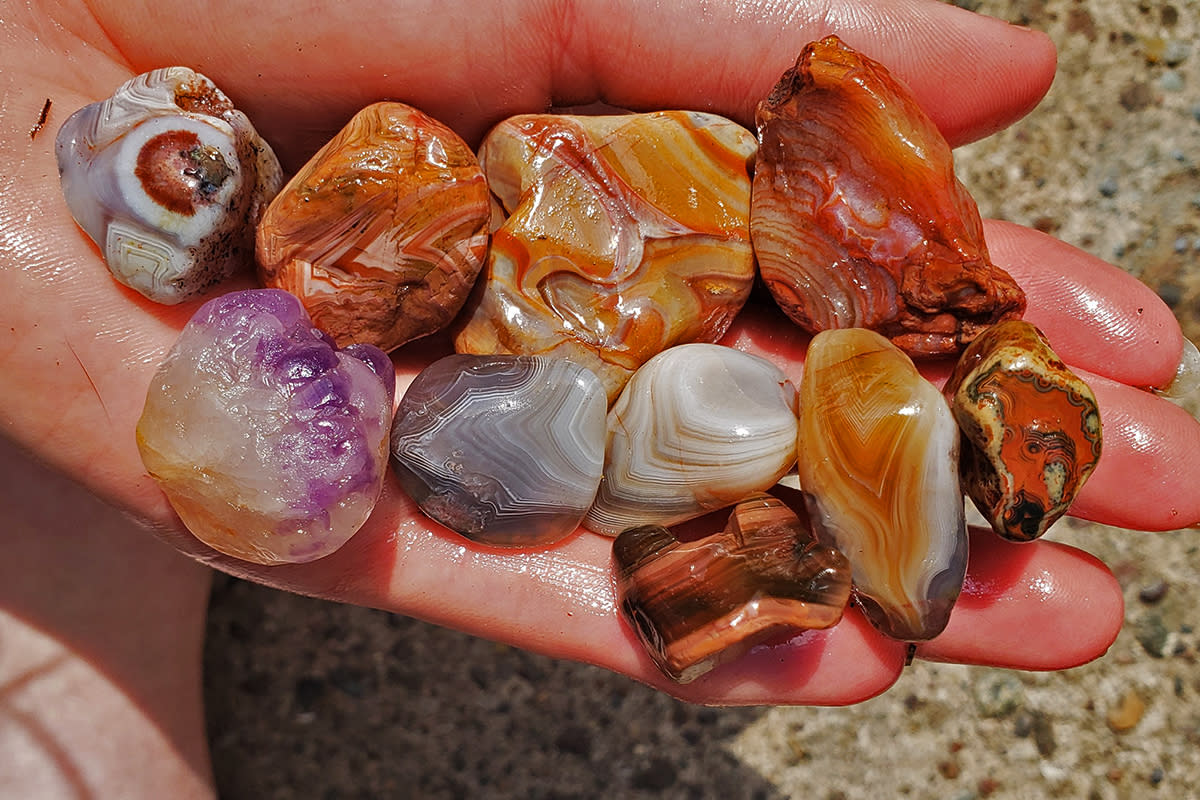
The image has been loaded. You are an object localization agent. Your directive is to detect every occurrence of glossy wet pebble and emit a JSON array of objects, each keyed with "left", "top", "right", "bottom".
[
  {"left": 136, "top": 289, "right": 395, "bottom": 564},
  {"left": 257, "top": 102, "right": 489, "bottom": 352},
  {"left": 797, "top": 328, "right": 967, "bottom": 641},
  {"left": 455, "top": 111, "right": 757, "bottom": 400},
  {"left": 945, "top": 319, "right": 1102, "bottom": 541},
  {"left": 391, "top": 354, "right": 607, "bottom": 546},
  {"left": 613, "top": 494, "right": 851, "bottom": 684},
  {"left": 57, "top": 67, "right": 282, "bottom": 303},
  {"left": 752, "top": 36, "right": 1025, "bottom": 355},
  {"left": 584, "top": 344, "right": 799, "bottom": 536}
]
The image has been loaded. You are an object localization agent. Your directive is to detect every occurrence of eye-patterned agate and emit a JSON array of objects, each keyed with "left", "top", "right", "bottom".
[
  {"left": 454, "top": 111, "right": 757, "bottom": 401},
  {"left": 391, "top": 354, "right": 607, "bottom": 546},
  {"left": 56, "top": 67, "right": 282, "bottom": 304},
  {"left": 944, "top": 320, "right": 1102, "bottom": 542},
  {"left": 751, "top": 36, "right": 1026, "bottom": 356},
  {"left": 584, "top": 344, "right": 799, "bottom": 536},
  {"left": 136, "top": 289, "right": 395, "bottom": 564},
  {"left": 257, "top": 102, "right": 490, "bottom": 352},
  {"left": 613, "top": 494, "right": 852, "bottom": 684},
  {"left": 797, "top": 328, "right": 967, "bottom": 641}
]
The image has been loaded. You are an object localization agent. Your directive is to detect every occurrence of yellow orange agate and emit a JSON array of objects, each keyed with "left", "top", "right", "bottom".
[
  {"left": 454, "top": 111, "right": 757, "bottom": 401},
  {"left": 257, "top": 102, "right": 489, "bottom": 352},
  {"left": 797, "top": 328, "right": 967, "bottom": 640}
]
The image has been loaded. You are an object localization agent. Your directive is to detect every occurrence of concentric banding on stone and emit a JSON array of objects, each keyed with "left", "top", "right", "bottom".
[
  {"left": 454, "top": 110, "right": 758, "bottom": 401},
  {"left": 944, "top": 319, "right": 1102, "bottom": 542},
  {"left": 613, "top": 494, "right": 851, "bottom": 684},
  {"left": 391, "top": 354, "right": 607, "bottom": 547},
  {"left": 257, "top": 102, "right": 490, "bottom": 352},
  {"left": 751, "top": 36, "right": 1025, "bottom": 355},
  {"left": 584, "top": 343, "right": 800, "bottom": 535},
  {"left": 56, "top": 67, "right": 282, "bottom": 303},
  {"left": 136, "top": 289, "right": 395, "bottom": 564},
  {"left": 797, "top": 328, "right": 967, "bottom": 641}
]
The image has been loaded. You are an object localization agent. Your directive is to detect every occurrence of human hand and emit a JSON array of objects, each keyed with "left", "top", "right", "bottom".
[{"left": 3, "top": 0, "right": 1197, "bottom": 704}]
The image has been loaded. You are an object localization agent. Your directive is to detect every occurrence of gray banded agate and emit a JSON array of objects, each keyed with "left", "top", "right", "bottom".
[{"left": 391, "top": 354, "right": 607, "bottom": 546}]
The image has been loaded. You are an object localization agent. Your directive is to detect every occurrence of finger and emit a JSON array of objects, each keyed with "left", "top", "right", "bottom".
[
  {"left": 552, "top": 0, "right": 1055, "bottom": 147},
  {"left": 85, "top": 0, "right": 1054, "bottom": 162},
  {"left": 918, "top": 528, "right": 1123, "bottom": 669},
  {"left": 168, "top": 481, "right": 1122, "bottom": 701},
  {"left": 983, "top": 222, "right": 1200, "bottom": 531},
  {"left": 985, "top": 220, "right": 1186, "bottom": 391},
  {"left": 1069, "top": 371, "right": 1200, "bottom": 530},
  {"left": 152, "top": 478, "right": 905, "bottom": 706},
  {"left": 729, "top": 220, "right": 1189, "bottom": 394}
]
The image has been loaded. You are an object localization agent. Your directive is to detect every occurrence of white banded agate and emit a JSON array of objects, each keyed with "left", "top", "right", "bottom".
[
  {"left": 584, "top": 344, "right": 800, "bottom": 536},
  {"left": 56, "top": 67, "right": 281, "bottom": 303}
]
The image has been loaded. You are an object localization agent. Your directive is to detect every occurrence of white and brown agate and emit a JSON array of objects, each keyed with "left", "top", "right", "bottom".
[
  {"left": 797, "top": 328, "right": 967, "bottom": 641},
  {"left": 390, "top": 354, "right": 607, "bottom": 547},
  {"left": 454, "top": 111, "right": 757, "bottom": 401},
  {"left": 257, "top": 102, "right": 489, "bottom": 352},
  {"left": 945, "top": 320, "right": 1102, "bottom": 542},
  {"left": 613, "top": 494, "right": 852, "bottom": 684},
  {"left": 56, "top": 67, "right": 282, "bottom": 304},
  {"left": 584, "top": 344, "right": 799, "bottom": 536},
  {"left": 751, "top": 36, "right": 1026, "bottom": 356}
]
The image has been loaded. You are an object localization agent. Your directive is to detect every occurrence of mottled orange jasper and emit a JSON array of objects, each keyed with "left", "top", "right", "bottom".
[
  {"left": 257, "top": 102, "right": 489, "bottom": 352},
  {"left": 613, "top": 494, "right": 851, "bottom": 684},
  {"left": 454, "top": 111, "right": 757, "bottom": 401},
  {"left": 945, "top": 320, "right": 1102, "bottom": 542},
  {"left": 752, "top": 36, "right": 1026, "bottom": 356}
]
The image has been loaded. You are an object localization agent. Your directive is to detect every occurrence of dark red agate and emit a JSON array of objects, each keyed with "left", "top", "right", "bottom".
[{"left": 751, "top": 36, "right": 1026, "bottom": 356}]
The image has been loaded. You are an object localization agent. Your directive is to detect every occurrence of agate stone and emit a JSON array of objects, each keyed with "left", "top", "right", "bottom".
[
  {"left": 57, "top": 68, "right": 282, "bottom": 304},
  {"left": 752, "top": 36, "right": 1026, "bottom": 356},
  {"left": 945, "top": 320, "right": 1102, "bottom": 541},
  {"left": 454, "top": 111, "right": 757, "bottom": 401},
  {"left": 584, "top": 344, "right": 800, "bottom": 536},
  {"left": 391, "top": 354, "right": 607, "bottom": 546},
  {"left": 797, "top": 328, "right": 967, "bottom": 641},
  {"left": 136, "top": 289, "right": 395, "bottom": 564},
  {"left": 613, "top": 494, "right": 852, "bottom": 684},
  {"left": 257, "top": 102, "right": 490, "bottom": 352}
]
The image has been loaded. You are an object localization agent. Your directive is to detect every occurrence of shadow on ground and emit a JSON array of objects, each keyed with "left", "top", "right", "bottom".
[{"left": 205, "top": 576, "right": 784, "bottom": 800}]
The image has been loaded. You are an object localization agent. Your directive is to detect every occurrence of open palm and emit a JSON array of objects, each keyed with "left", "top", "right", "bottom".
[{"left": 3, "top": 0, "right": 1197, "bottom": 705}]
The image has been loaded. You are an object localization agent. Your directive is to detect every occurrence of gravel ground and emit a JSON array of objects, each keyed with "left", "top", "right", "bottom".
[{"left": 204, "top": 2, "right": 1200, "bottom": 798}]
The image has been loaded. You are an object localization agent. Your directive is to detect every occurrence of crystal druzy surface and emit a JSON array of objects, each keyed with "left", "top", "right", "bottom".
[
  {"left": 136, "top": 289, "right": 395, "bottom": 564},
  {"left": 455, "top": 110, "right": 757, "bottom": 401},
  {"left": 945, "top": 320, "right": 1102, "bottom": 541},
  {"left": 752, "top": 36, "right": 1025, "bottom": 355},
  {"left": 391, "top": 354, "right": 607, "bottom": 547},
  {"left": 797, "top": 328, "right": 967, "bottom": 641},
  {"left": 613, "top": 494, "right": 851, "bottom": 684}
]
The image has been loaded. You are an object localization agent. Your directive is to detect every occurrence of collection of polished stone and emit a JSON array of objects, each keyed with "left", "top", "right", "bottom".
[{"left": 55, "top": 37, "right": 1102, "bottom": 683}]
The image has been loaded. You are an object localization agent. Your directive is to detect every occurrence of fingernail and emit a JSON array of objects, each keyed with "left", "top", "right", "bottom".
[{"left": 1156, "top": 336, "right": 1200, "bottom": 403}]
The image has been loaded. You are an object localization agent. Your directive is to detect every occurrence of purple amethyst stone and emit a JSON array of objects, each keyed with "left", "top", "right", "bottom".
[{"left": 136, "top": 289, "right": 395, "bottom": 564}]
